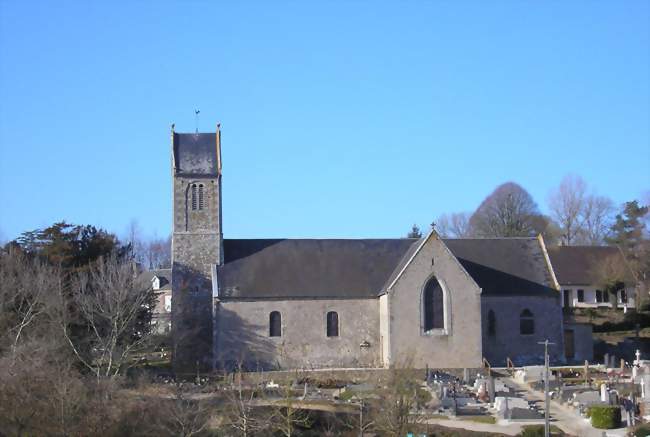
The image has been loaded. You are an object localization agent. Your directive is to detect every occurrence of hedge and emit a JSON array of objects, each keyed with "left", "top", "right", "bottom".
[{"left": 588, "top": 405, "right": 621, "bottom": 429}]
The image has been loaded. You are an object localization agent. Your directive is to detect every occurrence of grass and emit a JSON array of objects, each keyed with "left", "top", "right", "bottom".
[{"left": 460, "top": 415, "right": 496, "bottom": 424}]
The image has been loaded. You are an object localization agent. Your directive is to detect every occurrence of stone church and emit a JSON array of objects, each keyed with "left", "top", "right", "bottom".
[{"left": 171, "top": 126, "right": 589, "bottom": 373}]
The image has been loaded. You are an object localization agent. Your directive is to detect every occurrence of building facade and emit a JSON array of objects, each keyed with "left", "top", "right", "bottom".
[{"left": 171, "top": 127, "right": 599, "bottom": 372}]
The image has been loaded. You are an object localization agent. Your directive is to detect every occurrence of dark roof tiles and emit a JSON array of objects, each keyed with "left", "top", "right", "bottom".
[{"left": 547, "top": 245, "right": 634, "bottom": 285}]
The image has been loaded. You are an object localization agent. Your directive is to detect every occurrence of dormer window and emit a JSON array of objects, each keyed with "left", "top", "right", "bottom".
[{"left": 152, "top": 276, "right": 160, "bottom": 290}]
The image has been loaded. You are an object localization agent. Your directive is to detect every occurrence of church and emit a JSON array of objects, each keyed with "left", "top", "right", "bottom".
[{"left": 170, "top": 126, "right": 591, "bottom": 373}]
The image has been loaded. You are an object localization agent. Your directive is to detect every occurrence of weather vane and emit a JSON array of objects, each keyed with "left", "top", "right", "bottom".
[{"left": 194, "top": 109, "right": 200, "bottom": 134}]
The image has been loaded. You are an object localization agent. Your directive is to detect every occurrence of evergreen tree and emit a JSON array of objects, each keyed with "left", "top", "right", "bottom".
[{"left": 407, "top": 224, "right": 422, "bottom": 238}]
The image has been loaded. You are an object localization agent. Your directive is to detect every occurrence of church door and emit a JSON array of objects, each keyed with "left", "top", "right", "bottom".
[{"left": 564, "top": 329, "right": 575, "bottom": 360}]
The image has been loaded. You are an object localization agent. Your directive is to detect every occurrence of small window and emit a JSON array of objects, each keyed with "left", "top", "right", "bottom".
[
  {"left": 577, "top": 289, "right": 584, "bottom": 303},
  {"left": 596, "top": 290, "right": 603, "bottom": 303},
  {"left": 487, "top": 309, "right": 496, "bottom": 337},
  {"left": 198, "top": 184, "right": 204, "bottom": 210},
  {"left": 520, "top": 309, "right": 535, "bottom": 335},
  {"left": 604, "top": 291, "right": 610, "bottom": 303},
  {"left": 423, "top": 277, "right": 444, "bottom": 332},
  {"left": 620, "top": 289, "right": 628, "bottom": 304},
  {"left": 326, "top": 311, "right": 339, "bottom": 337},
  {"left": 191, "top": 184, "right": 198, "bottom": 210},
  {"left": 269, "top": 311, "right": 281, "bottom": 337}
]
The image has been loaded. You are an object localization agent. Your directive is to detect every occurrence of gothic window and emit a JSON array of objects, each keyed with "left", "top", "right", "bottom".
[
  {"left": 326, "top": 311, "right": 339, "bottom": 337},
  {"left": 191, "top": 184, "right": 198, "bottom": 210},
  {"left": 423, "top": 276, "right": 444, "bottom": 332},
  {"left": 487, "top": 309, "right": 496, "bottom": 337},
  {"left": 520, "top": 309, "right": 535, "bottom": 335},
  {"left": 198, "top": 184, "right": 204, "bottom": 210},
  {"left": 269, "top": 311, "right": 281, "bottom": 337}
]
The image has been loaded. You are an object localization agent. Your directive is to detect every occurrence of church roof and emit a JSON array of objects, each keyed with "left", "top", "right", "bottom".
[
  {"left": 443, "top": 238, "right": 558, "bottom": 297},
  {"left": 217, "top": 238, "right": 418, "bottom": 299},
  {"left": 173, "top": 132, "right": 219, "bottom": 176},
  {"left": 546, "top": 245, "right": 634, "bottom": 286},
  {"left": 216, "top": 237, "right": 558, "bottom": 300}
]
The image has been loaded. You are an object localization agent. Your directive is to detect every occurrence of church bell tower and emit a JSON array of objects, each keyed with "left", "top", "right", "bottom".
[{"left": 171, "top": 124, "right": 223, "bottom": 373}]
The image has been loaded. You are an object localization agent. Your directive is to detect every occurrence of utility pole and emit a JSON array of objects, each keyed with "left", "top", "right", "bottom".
[{"left": 538, "top": 339, "right": 555, "bottom": 437}]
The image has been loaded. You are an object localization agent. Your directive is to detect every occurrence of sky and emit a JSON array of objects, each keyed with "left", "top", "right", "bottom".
[{"left": 0, "top": 1, "right": 648, "bottom": 242}]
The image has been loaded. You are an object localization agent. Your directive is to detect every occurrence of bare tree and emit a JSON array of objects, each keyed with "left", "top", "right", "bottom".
[
  {"left": 270, "top": 384, "right": 312, "bottom": 437},
  {"left": 60, "top": 254, "right": 155, "bottom": 379},
  {"left": 582, "top": 195, "right": 614, "bottom": 245},
  {"left": 370, "top": 363, "right": 424, "bottom": 437},
  {"left": 145, "top": 235, "right": 172, "bottom": 269},
  {"left": 469, "top": 182, "right": 544, "bottom": 237},
  {"left": 0, "top": 250, "right": 57, "bottom": 361},
  {"left": 548, "top": 175, "right": 588, "bottom": 245},
  {"left": 548, "top": 175, "right": 614, "bottom": 245},
  {"left": 155, "top": 383, "right": 211, "bottom": 437},
  {"left": 435, "top": 212, "right": 472, "bottom": 238},
  {"left": 222, "top": 367, "right": 269, "bottom": 437}
]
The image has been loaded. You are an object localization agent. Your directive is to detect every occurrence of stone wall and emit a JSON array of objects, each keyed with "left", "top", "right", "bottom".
[
  {"left": 482, "top": 295, "right": 565, "bottom": 366},
  {"left": 386, "top": 233, "right": 483, "bottom": 369},
  {"left": 215, "top": 298, "right": 380, "bottom": 370}
]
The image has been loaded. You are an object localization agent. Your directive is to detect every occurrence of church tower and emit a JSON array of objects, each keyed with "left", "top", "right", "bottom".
[{"left": 171, "top": 124, "right": 223, "bottom": 373}]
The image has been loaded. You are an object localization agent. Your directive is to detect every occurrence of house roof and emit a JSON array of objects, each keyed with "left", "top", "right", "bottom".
[
  {"left": 546, "top": 245, "right": 634, "bottom": 286},
  {"left": 173, "top": 132, "right": 219, "bottom": 176},
  {"left": 443, "top": 238, "right": 558, "bottom": 297},
  {"left": 217, "top": 239, "right": 418, "bottom": 299},
  {"left": 137, "top": 268, "right": 172, "bottom": 291},
  {"left": 216, "top": 237, "right": 558, "bottom": 300}
]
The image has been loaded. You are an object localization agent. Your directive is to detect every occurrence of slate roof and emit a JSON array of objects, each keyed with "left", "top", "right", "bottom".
[
  {"left": 216, "top": 236, "right": 558, "bottom": 300},
  {"left": 546, "top": 245, "right": 634, "bottom": 286},
  {"left": 217, "top": 239, "right": 418, "bottom": 299},
  {"left": 173, "top": 133, "right": 219, "bottom": 176},
  {"left": 138, "top": 268, "right": 172, "bottom": 291},
  {"left": 443, "top": 238, "right": 558, "bottom": 297}
]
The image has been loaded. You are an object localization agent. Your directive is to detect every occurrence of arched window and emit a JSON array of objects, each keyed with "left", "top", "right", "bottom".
[
  {"left": 269, "top": 311, "right": 281, "bottom": 337},
  {"left": 487, "top": 309, "right": 496, "bottom": 337},
  {"left": 190, "top": 184, "right": 198, "bottom": 210},
  {"left": 326, "top": 311, "right": 339, "bottom": 337},
  {"left": 198, "top": 184, "right": 204, "bottom": 210},
  {"left": 520, "top": 309, "right": 535, "bottom": 335},
  {"left": 423, "top": 276, "right": 444, "bottom": 332}
]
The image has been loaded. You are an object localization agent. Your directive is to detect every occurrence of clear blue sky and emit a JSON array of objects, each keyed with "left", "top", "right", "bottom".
[{"left": 1, "top": 1, "right": 648, "bottom": 242}]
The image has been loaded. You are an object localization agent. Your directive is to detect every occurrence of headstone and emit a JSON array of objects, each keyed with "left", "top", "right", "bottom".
[
  {"left": 604, "top": 353, "right": 609, "bottom": 367},
  {"left": 489, "top": 376, "right": 496, "bottom": 403},
  {"left": 642, "top": 374, "right": 650, "bottom": 400},
  {"left": 463, "top": 368, "right": 469, "bottom": 383},
  {"left": 600, "top": 383, "right": 610, "bottom": 403}
]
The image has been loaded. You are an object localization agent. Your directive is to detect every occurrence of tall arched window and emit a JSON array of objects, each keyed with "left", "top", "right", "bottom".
[
  {"left": 269, "top": 311, "right": 281, "bottom": 337},
  {"left": 198, "top": 184, "right": 204, "bottom": 210},
  {"left": 487, "top": 309, "right": 496, "bottom": 337},
  {"left": 190, "top": 184, "right": 198, "bottom": 210},
  {"left": 423, "top": 276, "right": 444, "bottom": 332},
  {"left": 326, "top": 311, "right": 339, "bottom": 337},
  {"left": 520, "top": 309, "right": 535, "bottom": 335}
]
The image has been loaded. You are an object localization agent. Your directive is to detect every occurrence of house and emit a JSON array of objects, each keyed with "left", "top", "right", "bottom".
[
  {"left": 169, "top": 125, "right": 594, "bottom": 372},
  {"left": 139, "top": 269, "right": 172, "bottom": 334},
  {"left": 547, "top": 246, "right": 637, "bottom": 311}
]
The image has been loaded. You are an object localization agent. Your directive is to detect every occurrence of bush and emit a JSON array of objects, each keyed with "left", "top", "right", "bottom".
[
  {"left": 588, "top": 405, "right": 621, "bottom": 429},
  {"left": 519, "top": 425, "right": 564, "bottom": 436}
]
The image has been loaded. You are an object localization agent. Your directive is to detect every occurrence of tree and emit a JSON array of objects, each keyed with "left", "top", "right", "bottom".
[
  {"left": 222, "top": 372, "right": 269, "bottom": 436},
  {"left": 548, "top": 175, "right": 588, "bottom": 245},
  {"left": 548, "top": 175, "right": 614, "bottom": 245},
  {"left": 370, "top": 363, "right": 424, "bottom": 436},
  {"left": 270, "top": 384, "right": 312, "bottom": 437},
  {"left": 469, "top": 182, "right": 546, "bottom": 237},
  {"left": 60, "top": 254, "right": 156, "bottom": 379},
  {"left": 607, "top": 201, "right": 648, "bottom": 255},
  {"left": 406, "top": 224, "right": 422, "bottom": 239},
  {"left": 434, "top": 212, "right": 472, "bottom": 238}
]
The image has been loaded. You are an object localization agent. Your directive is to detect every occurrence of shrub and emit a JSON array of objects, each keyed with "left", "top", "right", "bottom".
[
  {"left": 634, "top": 424, "right": 650, "bottom": 437},
  {"left": 588, "top": 405, "right": 621, "bottom": 429}
]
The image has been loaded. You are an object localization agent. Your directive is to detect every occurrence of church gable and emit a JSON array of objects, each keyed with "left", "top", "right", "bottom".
[{"left": 384, "top": 231, "right": 483, "bottom": 368}]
